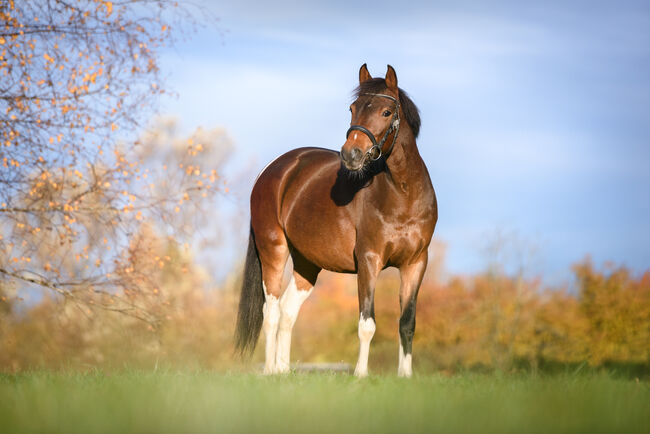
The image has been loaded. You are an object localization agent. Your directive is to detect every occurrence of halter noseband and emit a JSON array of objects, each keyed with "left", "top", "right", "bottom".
[{"left": 346, "top": 93, "right": 401, "bottom": 161}]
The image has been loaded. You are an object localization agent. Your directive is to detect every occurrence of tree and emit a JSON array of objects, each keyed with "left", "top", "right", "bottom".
[{"left": 0, "top": 0, "right": 222, "bottom": 325}]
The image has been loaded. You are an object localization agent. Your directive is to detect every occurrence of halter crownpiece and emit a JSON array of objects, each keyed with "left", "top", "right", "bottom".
[{"left": 346, "top": 93, "right": 401, "bottom": 161}]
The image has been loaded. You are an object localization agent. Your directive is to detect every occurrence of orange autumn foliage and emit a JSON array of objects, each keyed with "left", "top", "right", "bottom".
[
  {"left": 0, "top": 1, "right": 222, "bottom": 323},
  {"left": 1, "top": 244, "right": 648, "bottom": 373}
]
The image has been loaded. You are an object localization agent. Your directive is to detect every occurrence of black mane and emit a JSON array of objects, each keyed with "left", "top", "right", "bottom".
[{"left": 353, "top": 78, "right": 421, "bottom": 138}]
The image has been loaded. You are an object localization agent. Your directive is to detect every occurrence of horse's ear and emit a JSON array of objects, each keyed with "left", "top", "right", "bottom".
[
  {"left": 359, "top": 63, "right": 372, "bottom": 83},
  {"left": 385, "top": 65, "right": 398, "bottom": 90}
]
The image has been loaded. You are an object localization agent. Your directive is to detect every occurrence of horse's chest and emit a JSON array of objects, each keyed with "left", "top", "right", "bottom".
[{"left": 359, "top": 210, "right": 433, "bottom": 264}]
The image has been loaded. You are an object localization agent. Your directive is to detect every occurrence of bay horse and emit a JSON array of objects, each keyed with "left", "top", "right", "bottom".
[{"left": 235, "top": 64, "right": 437, "bottom": 377}]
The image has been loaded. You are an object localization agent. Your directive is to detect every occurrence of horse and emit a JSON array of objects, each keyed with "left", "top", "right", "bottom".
[{"left": 235, "top": 64, "right": 437, "bottom": 377}]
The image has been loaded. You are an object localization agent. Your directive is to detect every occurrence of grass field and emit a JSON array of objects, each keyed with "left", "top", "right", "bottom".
[{"left": 1, "top": 371, "right": 648, "bottom": 433}]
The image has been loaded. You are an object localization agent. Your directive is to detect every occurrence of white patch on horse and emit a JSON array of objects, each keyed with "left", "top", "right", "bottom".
[
  {"left": 353, "top": 133, "right": 358, "bottom": 140},
  {"left": 398, "top": 337, "right": 413, "bottom": 377},
  {"left": 354, "top": 313, "right": 376, "bottom": 377},
  {"left": 275, "top": 276, "right": 313, "bottom": 373},
  {"left": 262, "top": 282, "right": 280, "bottom": 375}
]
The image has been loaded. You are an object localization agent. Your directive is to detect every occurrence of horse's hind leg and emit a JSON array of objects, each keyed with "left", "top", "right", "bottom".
[
  {"left": 275, "top": 252, "right": 320, "bottom": 373},
  {"left": 257, "top": 231, "right": 289, "bottom": 374},
  {"left": 397, "top": 254, "right": 427, "bottom": 377}
]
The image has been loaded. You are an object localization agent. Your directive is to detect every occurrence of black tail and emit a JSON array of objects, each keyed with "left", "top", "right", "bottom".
[{"left": 235, "top": 225, "right": 265, "bottom": 356}]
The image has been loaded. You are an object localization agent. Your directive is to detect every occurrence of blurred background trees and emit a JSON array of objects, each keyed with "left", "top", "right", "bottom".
[
  {"left": 1, "top": 242, "right": 648, "bottom": 373},
  {"left": 0, "top": 0, "right": 227, "bottom": 325}
]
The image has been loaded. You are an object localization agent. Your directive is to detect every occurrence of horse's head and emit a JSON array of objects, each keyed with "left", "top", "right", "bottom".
[{"left": 341, "top": 64, "right": 401, "bottom": 172}]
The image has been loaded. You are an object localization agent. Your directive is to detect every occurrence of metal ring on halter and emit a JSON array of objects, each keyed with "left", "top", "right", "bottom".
[
  {"left": 346, "top": 93, "right": 401, "bottom": 162},
  {"left": 367, "top": 144, "right": 382, "bottom": 160}
]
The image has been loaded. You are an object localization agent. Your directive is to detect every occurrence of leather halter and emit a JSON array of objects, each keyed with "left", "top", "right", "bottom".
[{"left": 346, "top": 93, "right": 401, "bottom": 161}]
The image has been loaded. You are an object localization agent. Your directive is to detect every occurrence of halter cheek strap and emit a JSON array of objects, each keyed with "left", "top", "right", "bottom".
[{"left": 346, "top": 93, "right": 401, "bottom": 161}]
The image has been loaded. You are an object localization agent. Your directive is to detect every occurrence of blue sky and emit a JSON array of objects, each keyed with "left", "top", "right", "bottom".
[{"left": 159, "top": 0, "right": 650, "bottom": 282}]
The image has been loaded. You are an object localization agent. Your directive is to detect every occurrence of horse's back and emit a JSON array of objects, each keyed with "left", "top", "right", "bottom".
[
  {"left": 251, "top": 147, "right": 357, "bottom": 272},
  {"left": 252, "top": 147, "right": 340, "bottom": 219}
]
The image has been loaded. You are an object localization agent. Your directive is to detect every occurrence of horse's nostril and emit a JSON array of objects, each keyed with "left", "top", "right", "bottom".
[
  {"left": 341, "top": 147, "right": 364, "bottom": 169},
  {"left": 342, "top": 147, "right": 361, "bottom": 161}
]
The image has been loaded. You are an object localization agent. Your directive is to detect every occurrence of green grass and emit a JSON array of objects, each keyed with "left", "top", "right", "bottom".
[{"left": 0, "top": 371, "right": 648, "bottom": 433}]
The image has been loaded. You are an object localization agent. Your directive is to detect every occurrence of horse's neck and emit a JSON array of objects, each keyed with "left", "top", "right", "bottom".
[{"left": 384, "top": 134, "right": 429, "bottom": 195}]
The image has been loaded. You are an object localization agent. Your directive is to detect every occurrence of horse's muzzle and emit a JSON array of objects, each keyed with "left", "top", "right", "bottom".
[{"left": 341, "top": 146, "right": 364, "bottom": 171}]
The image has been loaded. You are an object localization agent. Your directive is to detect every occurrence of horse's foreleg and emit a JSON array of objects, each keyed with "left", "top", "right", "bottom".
[
  {"left": 398, "top": 254, "right": 427, "bottom": 377},
  {"left": 354, "top": 251, "right": 382, "bottom": 377}
]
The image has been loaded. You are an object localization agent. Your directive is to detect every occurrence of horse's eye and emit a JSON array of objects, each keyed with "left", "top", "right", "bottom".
[
  {"left": 383, "top": 110, "right": 391, "bottom": 117},
  {"left": 349, "top": 107, "right": 352, "bottom": 113}
]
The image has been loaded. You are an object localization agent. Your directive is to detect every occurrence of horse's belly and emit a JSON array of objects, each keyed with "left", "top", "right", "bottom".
[{"left": 284, "top": 204, "right": 357, "bottom": 273}]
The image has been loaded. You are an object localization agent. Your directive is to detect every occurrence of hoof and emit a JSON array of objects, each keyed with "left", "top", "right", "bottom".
[{"left": 354, "top": 367, "right": 369, "bottom": 378}]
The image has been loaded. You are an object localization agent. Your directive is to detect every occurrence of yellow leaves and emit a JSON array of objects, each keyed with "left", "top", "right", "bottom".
[
  {"left": 111, "top": 123, "right": 118, "bottom": 131},
  {"left": 82, "top": 72, "right": 98, "bottom": 84},
  {"left": 105, "top": 1, "right": 113, "bottom": 17},
  {"left": 43, "top": 53, "right": 54, "bottom": 63},
  {"left": 0, "top": 37, "right": 5, "bottom": 45},
  {"left": 103, "top": 181, "right": 111, "bottom": 188}
]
